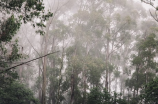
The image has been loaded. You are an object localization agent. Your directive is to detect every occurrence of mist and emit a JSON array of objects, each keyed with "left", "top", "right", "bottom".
[{"left": 1, "top": 0, "right": 158, "bottom": 104}]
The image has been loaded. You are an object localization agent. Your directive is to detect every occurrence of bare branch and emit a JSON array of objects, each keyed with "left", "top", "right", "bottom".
[
  {"left": 141, "top": 0, "right": 156, "bottom": 9},
  {"left": 0, "top": 51, "right": 59, "bottom": 74},
  {"left": 142, "top": 0, "right": 158, "bottom": 22},
  {"left": 149, "top": 10, "right": 158, "bottom": 22}
]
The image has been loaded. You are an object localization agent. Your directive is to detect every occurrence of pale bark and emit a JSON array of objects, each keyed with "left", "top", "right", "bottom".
[
  {"left": 56, "top": 43, "right": 64, "bottom": 104},
  {"left": 70, "top": 72, "right": 75, "bottom": 104},
  {"left": 42, "top": 54, "right": 47, "bottom": 104},
  {"left": 41, "top": 18, "right": 52, "bottom": 104}
]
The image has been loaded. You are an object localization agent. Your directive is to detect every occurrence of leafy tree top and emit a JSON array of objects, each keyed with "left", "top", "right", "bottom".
[
  {"left": 141, "top": 77, "right": 158, "bottom": 103},
  {"left": 0, "top": 81, "right": 39, "bottom": 104}
]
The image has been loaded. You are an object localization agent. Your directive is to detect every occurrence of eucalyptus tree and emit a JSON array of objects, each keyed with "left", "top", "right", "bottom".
[
  {"left": 65, "top": 1, "right": 107, "bottom": 103},
  {"left": 65, "top": 41, "right": 106, "bottom": 104},
  {"left": 73, "top": 0, "right": 143, "bottom": 91},
  {"left": 65, "top": 43, "right": 86, "bottom": 104},
  {"left": 101, "top": 0, "right": 147, "bottom": 91},
  {"left": 0, "top": 0, "right": 53, "bottom": 104},
  {"left": 47, "top": 19, "right": 71, "bottom": 104},
  {"left": 34, "top": 0, "right": 73, "bottom": 103},
  {"left": 32, "top": 1, "right": 75, "bottom": 104},
  {"left": 67, "top": 0, "right": 146, "bottom": 95},
  {"left": 126, "top": 33, "right": 158, "bottom": 103},
  {"left": 62, "top": 1, "right": 151, "bottom": 104},
  {"left": 77, "top": 0, "right": 145, "bottom": 91}
]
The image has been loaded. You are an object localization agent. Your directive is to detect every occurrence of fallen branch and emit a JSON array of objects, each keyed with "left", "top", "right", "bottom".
[{"left": 0, "top": 51, "right": 59, "bottom": 74}]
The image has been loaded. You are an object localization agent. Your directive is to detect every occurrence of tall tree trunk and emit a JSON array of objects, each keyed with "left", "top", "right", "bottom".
[
  {"left": 38, "top": 64, "right": 42, "bottom": 103},
  {"left": 41, "top": 31, "right": 47, "bottom": 104},
  {"left": 50, "top": 85, "right": 55, "bottom": 104},
  {"left": 41, "top": 17, "right": 53, "bottom": 104},
  {"left": 127, "top": 88, "right": 129, "bottom": 103},
  {"left": 70, "top": 46, "right": 77, "bottom": 104},
  {"left": 115, "top": 78, "right": 117, "bottom": 92},
  {"left": 82, "top": 44, "right": 89, "bottom": 104},
  {"left": 56, "top": 44, "right": 64, "bottom": 104},
  {"left": 70, "top": 72, "right": 75, "bottom": 104},
  {"left": 82, "top": 69, "right": 87, "bottom": 104},
  {"left": 42, "top": 56, "right": 47, "bottom": 104},
  {"left": 120, "top": 80, "right": 124, "bottom": 96},
  {"left": 133, "top": 88, "right": 136, "bottom": 98},
  {"left": 109, "top": 73, "right": 111, "bottom": 92},
  {"left": 136, "top": 66, "right": 139, "bottom": 97},
  {"left": 105, "top": 39, "right": 109, "bottom": 91}
]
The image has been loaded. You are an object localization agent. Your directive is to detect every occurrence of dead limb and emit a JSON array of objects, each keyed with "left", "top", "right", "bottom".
[{"left": 0, "top": 51, "right": 59, "bottom": 74}]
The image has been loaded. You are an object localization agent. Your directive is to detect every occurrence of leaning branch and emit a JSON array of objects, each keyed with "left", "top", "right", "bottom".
[
  {"left": 141, "top": 0, "right": 156, "bottom": 9},
  {"left": 149, "top": 10, "right": 158, "bottom": 22},
  {"left": 0, "top": 51, "right": 59, "bottom": 74},
  {"left": 141, "top": 0, "right": 158, "bottom": 22}
]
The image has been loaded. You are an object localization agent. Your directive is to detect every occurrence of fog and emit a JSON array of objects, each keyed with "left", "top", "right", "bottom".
[{"left": 1, "top": 0, "right": 158, "bottom": 104}]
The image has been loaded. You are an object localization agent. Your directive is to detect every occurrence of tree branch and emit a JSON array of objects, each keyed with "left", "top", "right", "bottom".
[
  {"left": 149, "top": 10, "right": 158, "bottom": 22},
  {"left": 141, "top": 0, "right": 156, "bottom": 9},
  {"left": 0, "top": 51, "right": 59, "bottom": 74},
  {"left": 141, "top": 0, "right": 158, "bottom": 22}
]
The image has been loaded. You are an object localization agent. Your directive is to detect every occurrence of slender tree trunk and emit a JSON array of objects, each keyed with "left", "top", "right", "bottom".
[
  {"left": 41, "top": 17, "right": 53, "bottom": 104},
  {"left": 41, "top": 32, "right": 47, "bottom": 104},
  {"left": 42, "top": 56, "right": 47, "bottom": 104},
  {"left": 83, "top": 70, "right": 87, "bottom": 104},
  {"left": 105, "top": 39, "right": 109, "bottom": 91},
  {"left": 133, "top": 88, "right": 136, "bottom": 98},
  {"left": 38, "top": 64, "right": 42, "bottom": 103},
  {"left": 19, "top": 66, "right": 22, "bottom": 80},
  {"left": 70, "top": 72, "right": 75, "bottom": 104},
  {"left": 109, "top": 73, "right": 111, "bottom": 92},
  {"left": 82, "top": 44, "right": 89, "bottom": 104},
  {"left": 120, "top": 80, "right": 122, "bottom": 94},
  {"left": 70, "top": 46, "right": 78, "bottom": 104},
  {"left": 56, "top": 44, "right": 64, "bottom": 104},
  {"left": 48, "top": 57, "right": 55, "bottom": 104},
  {"left": 127, "top": 88, "right": 129, "bottom": 103},
  {"left": 115, "top": 78, "right": 117, "bottom": 92},
  {"left": 136, "top": 66, "right": 139, "bottom": 96}
]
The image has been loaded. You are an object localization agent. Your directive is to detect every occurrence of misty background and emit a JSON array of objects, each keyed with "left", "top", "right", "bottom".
[{"left": 1, "top": 0, "right": 158, "bottom": 104}]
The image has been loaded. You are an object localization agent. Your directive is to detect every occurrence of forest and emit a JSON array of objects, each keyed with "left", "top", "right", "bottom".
[{"left": 1, "top": 0, "right": 158, "bottom": 104}]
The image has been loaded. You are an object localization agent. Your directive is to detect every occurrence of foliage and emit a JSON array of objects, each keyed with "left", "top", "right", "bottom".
[
  {"left": 0, "top": 80, "right": 39, "bottom": 104},
  {"left": 0, "top": 0, "right": 53, "bottom": 37},
  {"left": 0, "top": 0, "right": 53, "bottom": 104},
  {"left": 0, "top": 0, "right": 53, "bottom": 71},
  {"left": 3, "top": 0, "right": 158, "bottom": 104},
  {"left": 87, "top": 87, "right": 128, "bottom": 104},
  {"left": 86, "top": 57, "right": 106, "bottom": 87},
  {"left": 141, "top": 77, "right": 158, "bottom": 103},
  {"left": 1, "top": 15, "right": 20, "bottom": 42},
  {"left": 126, "top": 33, "right": 158, "bottom": 98},
  {"left": 87, "top": 88, "right": 104, "bottom": 104},
  {"left": 129, "top": 97, "right": 140, "bottom": 104}
]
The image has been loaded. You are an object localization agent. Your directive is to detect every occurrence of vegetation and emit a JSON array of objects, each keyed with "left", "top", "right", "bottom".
[
  {"left": 0, "top": 0, "right": 52, "bottom": 104},
  {"left": 141, "top": 77, "right": 158, "bottom": 103},
  {"left": 1, "top": 0, "right": 158, "bottom": 104},
  {"left": 0, "top": 81, "right": 39, "bottom": 104},
  {"left": 87, "top": 88, "right": 127, "bottom": 104}
]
